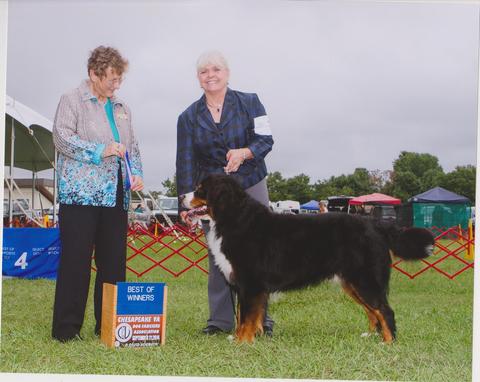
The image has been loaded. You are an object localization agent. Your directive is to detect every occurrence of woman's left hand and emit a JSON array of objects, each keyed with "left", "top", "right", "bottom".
[
  {"left": 130, "top": 175, "right": 144, "bottom": 191},
  {"left": 224, "top": 148, "right": 252, "bottom": 174}
]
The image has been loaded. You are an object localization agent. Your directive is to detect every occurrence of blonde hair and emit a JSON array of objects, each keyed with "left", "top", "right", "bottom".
[{"left": 196, "top": 50, "right": 229, "bottom": 73}]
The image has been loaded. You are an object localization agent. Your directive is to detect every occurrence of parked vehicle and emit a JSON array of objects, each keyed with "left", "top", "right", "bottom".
[
  {"left": 152, "top": 196, "right": 179, "bottom": 226},
  {"left": 370, "top": 205, "right": 397, "bottom": 222},
  {"left": 271, "top": 200, "right": 300, "bottom": 214},
  {"left": 327, "top": 196, "right": 353, "bottom": 213}
]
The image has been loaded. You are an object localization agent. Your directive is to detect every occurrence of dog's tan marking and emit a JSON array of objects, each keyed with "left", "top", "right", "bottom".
[
  {"left": 372, "top": 309, "right": 394, "bottom": 344},
  {"left": 341, "top": 282, "right": 379, "bottom": 334},
  {"left": 343, "top": 282, "right": 394, "bottom": 343},
  {"left": 235, "top": 294, "right": 266, "bottom": 343},
  {"left": 191, "top": 197, "right": 207, "bottom": 209}
]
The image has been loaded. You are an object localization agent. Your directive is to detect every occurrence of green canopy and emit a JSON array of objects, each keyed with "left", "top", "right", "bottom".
[{"left": 5, "top": 95, "right": 55, "bottom": 172}]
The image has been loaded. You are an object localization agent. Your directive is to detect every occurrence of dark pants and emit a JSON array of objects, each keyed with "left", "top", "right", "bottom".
[{"left": 52, "top": 172, "right": 127, "bottom": 341}]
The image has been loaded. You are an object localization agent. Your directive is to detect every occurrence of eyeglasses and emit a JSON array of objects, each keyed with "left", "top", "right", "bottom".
[{"left": 104, "top": 76, "right": 123, "bottom": 86}]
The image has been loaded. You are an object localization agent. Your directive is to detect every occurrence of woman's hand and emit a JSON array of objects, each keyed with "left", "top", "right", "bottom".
[
  {"left": 130, "top": 175, "right": 144, "bottom": 191},
  {"left": 224, "top": 148, "right": 252, "bottom": 174},
  {"left": 103, "top": 142, "right": 126, "bottom": 159}
]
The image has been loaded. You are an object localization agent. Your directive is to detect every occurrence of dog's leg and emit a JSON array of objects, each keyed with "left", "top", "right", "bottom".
[
  {"left": 361, "top": 296, "right": 396, "bottom": 343},
  {"left": 341, "top": 282, "right": 379, "bottom": 335},
  {"left": 235, "top": 292, "right": 267, "bottom": 343},
  {"left": 375, "top": 303, "right": 396, "bottom": 343}
]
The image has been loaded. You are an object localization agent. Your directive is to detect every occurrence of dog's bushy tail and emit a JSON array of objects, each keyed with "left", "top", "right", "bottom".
[{"left": 390, "top": 227, "right": 435, "bottom": 260}]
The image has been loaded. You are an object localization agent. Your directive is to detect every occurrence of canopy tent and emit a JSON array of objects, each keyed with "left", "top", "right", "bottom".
[
  {"left": 5, "top": 95, "right": 55, "bottom": 171},
  {"left": 349, "top": 193, "right": 401, "bottom": 206},
  {"left": 409, "top": 186, "right": 470, "bottom": 204},
  {"left": 300, "top": 200, "right": 319, "bottom": 211},
  {"left": 409, "top": 187, "right": 470, "bottom": 229},
  {"left": 4, "top": 95, "right": 57, "bottom": 225}
]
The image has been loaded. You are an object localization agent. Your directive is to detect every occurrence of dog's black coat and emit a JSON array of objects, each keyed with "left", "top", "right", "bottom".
[{"left": 191, "top": 174, "right": 435, "bottom": 342}]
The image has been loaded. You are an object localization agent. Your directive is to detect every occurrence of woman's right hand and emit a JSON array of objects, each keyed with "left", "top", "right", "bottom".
[{"left": 103, "top": 142, "right": 126, "bottom": 159}]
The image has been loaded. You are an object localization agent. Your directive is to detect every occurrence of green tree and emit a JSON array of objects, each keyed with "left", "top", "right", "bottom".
[
  {"left": 392, "top": 171, "right": 421, "bottom": 201},
  {"left": 284, "top": 174, "right": 313, "bottom": 204},
  {"left": 391, "top": 151, "right": 445, "bottom": 201},
  {"left": 440, "top": 165, "right": 476, "bottom": 204},
  {"left": 267, "top": 171, "right": 287, "bottom": 201},
  {"left": 369, "top": 169, "right": 393, "bottom": 193},
  {"left": 161, "top": 174, "right": 177, "bottom": 197},
  {"left": 393, "top": 151, "right": 443, "bottom": 178},
  {"left": 349, "top": 168, "right": 374, "bottom": 196}
]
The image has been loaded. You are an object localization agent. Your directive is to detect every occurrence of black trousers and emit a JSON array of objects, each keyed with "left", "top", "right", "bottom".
[{"left": 52, "top": 171, "right": 127, "bottom": 341}]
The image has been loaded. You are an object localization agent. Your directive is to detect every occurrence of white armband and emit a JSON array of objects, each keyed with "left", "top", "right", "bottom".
[{"left": 254, "top": 115, "right": 272, "bottom": 136}]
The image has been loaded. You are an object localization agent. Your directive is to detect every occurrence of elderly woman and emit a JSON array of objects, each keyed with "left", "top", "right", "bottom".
[
  {"left": 176, "top": 50, "right": 275, "bottom": 336},
  {"left": 51, "top": 46, "right": 143, "bottom": 342}
]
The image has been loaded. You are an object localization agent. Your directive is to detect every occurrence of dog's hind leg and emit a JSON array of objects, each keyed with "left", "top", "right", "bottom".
[
  {"left": 235, "top": 292, "right": 268, "bottom": 343},
  {"left": 357, "top": 293, "right": 396, "bottom": 344},
  {"left": 374, "top": 302, "right": 396, "bottom": 343},
  {"left": 341, "top": 281, "right": 380, "bottom": 335}
]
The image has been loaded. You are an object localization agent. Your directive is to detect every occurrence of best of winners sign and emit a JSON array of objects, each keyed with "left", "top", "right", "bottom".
[{"left": 101, "top": 282, "right": 167, "bottom": 348}]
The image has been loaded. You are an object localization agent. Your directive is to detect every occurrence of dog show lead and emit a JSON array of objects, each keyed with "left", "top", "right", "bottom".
[{"left": 176, "top": 50, "right": 275, "bottom": 337}]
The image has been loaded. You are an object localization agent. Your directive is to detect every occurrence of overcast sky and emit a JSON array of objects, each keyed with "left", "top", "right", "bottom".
[{"left": 5, "top": 0, "right": 479, "bottom": 190}]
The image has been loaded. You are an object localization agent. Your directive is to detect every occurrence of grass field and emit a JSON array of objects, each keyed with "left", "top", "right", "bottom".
[{"left": 0, "top": 235, "right": 475, "bottom": 381}]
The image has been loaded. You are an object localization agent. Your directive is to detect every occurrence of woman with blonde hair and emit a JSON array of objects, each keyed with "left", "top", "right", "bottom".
[{"left": 176, "top": 50, "right": 275, "bottom": 336}]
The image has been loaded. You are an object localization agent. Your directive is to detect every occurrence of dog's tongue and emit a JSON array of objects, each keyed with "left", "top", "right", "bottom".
[{"left": 187, "top": 206, "right": 208, "bottom": 218}]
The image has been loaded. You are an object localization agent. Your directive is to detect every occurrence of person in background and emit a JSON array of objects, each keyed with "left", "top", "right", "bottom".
[
  {"left": 51, "top": 45, "right": 143, "bottom": 342},
  {"left": 319, "top": 201, "right": 328, "bottom": 213},
  {"left": 176, "top": 50, "right": 275, "bottom": 337}
]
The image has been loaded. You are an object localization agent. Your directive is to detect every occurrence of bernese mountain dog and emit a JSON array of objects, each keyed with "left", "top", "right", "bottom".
[{"left": 182, "top": 174, "right": 435, "bottom": 344}]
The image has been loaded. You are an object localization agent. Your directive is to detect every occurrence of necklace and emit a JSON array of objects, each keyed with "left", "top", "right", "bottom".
[{"left": 206, "top": 100, "right": 223, "bottom": 113}]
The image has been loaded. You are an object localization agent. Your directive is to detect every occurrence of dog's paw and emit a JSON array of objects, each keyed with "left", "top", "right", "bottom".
[
  {"left": 361, "top": 331, "right": 379, "bottom": 338},
  {"left": 227, "top": 334, "right": 235, "bottom": 342}
]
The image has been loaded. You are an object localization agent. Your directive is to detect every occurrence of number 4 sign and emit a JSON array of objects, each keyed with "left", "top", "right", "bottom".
[{"left": 2, "top": 228, "right": 60, "bottom": 279}]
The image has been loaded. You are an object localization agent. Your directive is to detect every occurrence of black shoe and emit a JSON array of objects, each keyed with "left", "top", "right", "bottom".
[
  {"left": 263, "top": 326, "right": 273, "bottom": 337},
  {"left": 53, "top": 333, "right": 83, "bottom": 343},
  {"left": 202, "top": 325, "right": 225, "bottom": 335}
]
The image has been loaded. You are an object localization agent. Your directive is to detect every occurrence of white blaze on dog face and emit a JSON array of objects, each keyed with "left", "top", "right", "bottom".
[{"left": 182, "top": 191, "right": 194, "bottom": 209}]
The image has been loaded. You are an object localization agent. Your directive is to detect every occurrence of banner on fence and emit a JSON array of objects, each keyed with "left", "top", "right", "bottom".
[
  {"left": 101, "top": 281, "right": 168, "bottom": 348},
  {"left": 2, "top": 228, "right": 60, "bottom": 279}
]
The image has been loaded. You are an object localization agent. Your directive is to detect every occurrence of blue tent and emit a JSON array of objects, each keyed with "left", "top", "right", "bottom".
[
  {"left": 300, "top": 200, "right": 319, "bottom": 211},
  {"left": 409, "top": 186, "right": 470, "bottom": 204}
]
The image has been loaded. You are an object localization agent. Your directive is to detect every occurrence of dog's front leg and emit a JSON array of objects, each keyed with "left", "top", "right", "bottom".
[{"left": 235, "top": 292, "right": 267, "bottom": 343}]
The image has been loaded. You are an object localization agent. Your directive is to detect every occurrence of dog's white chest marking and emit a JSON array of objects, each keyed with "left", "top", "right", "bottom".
[{"left": 206, "top": 222, "right": 233, "bottom": 281}]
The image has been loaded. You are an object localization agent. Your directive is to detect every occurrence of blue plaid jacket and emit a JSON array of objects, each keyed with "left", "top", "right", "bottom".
[{"left": 176, "top": 88, "right": 274, "bottom": 197}]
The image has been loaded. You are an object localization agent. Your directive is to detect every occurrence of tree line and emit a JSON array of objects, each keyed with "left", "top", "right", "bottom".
[{"left": 154, "top": 151, "right": 476, "bottom": 205}]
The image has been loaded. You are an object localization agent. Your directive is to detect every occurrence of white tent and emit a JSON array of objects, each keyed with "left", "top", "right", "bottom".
[{"left": 4, "top": 95, "right": 57, "bottom": 225}]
